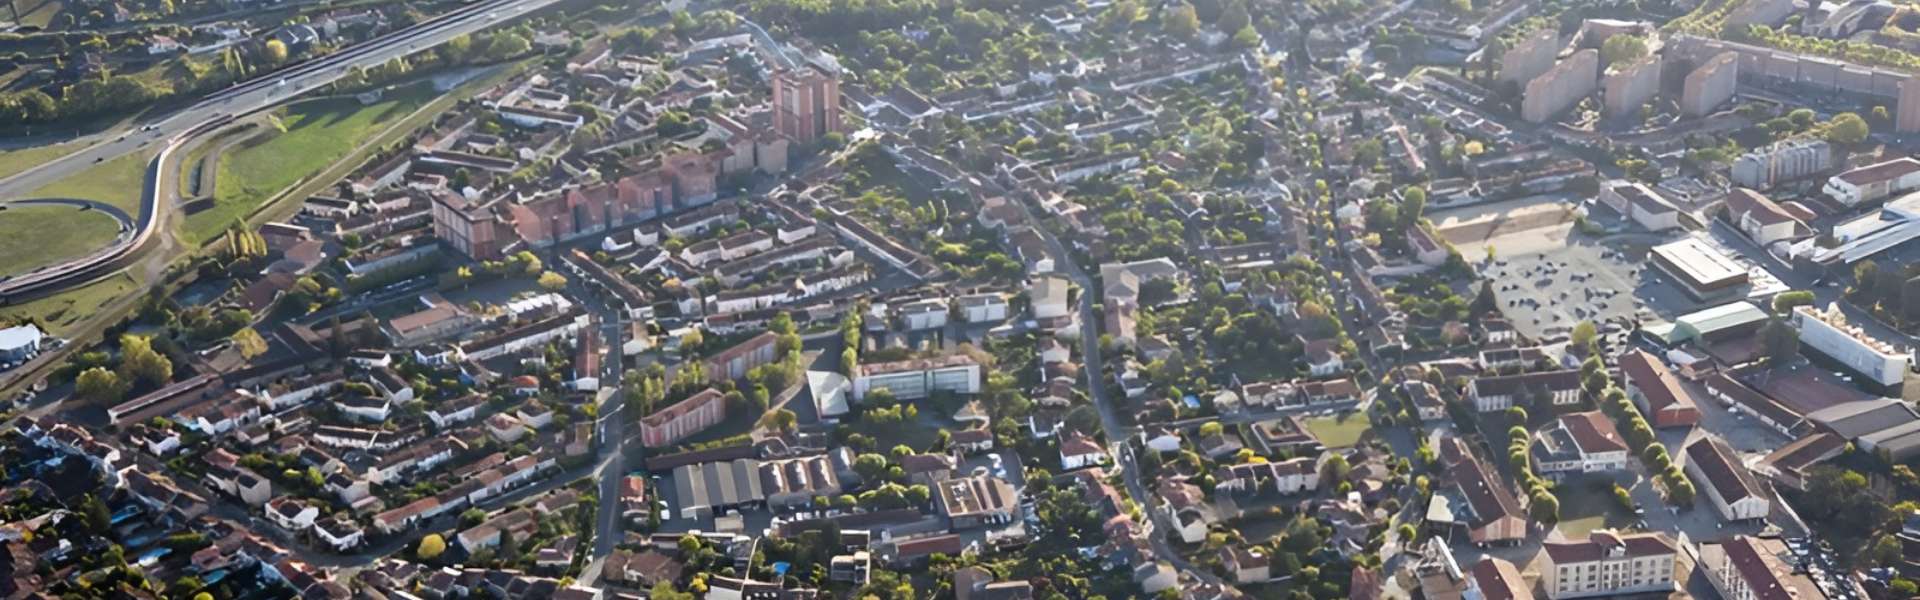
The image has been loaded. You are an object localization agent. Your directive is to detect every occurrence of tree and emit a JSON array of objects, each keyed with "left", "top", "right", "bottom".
[
  {"left": 1570, "top": 321, "right": 1597, "bottom": 350},
  {"left": 1164, "top": 2, "right": 1199, "bottom": 39},
  {"left": 1772, "top": 291, "right": 1815, "bottom": 313},
  {"left": 1230, "top": 24, "right": 1260, "bottom": 49},
  {"left": 760, "top": 408, "right": 798, "bottom": 432},
  {"left": 1827, "top": 112, "right": 1870, "bottom": 144},
  {"left": 416, "top": 533, "right": 446, "bottom": 559},
  {"left": 1665, "top": 477, "right": 1695, "bottom": 505},
  {"left": 852, "top": 453, "right": 889, "bottom": 482},
  {"left": 232, "top": 327, "right": 267, "bottom": 359},
  {"left": 79, "top": 494, "right": 110, "bottom": 534},
  {"left": 262, "top": 39, "right": 289, "bottom": 66},
  {"left": 1319, "top": 453, "right": 1351, "bottom": 487},
  {"left": 1530, "top": 491, "right": 1560, "bottom": 523},
  {"left": 75, "top": 367, "right": 128, "bottom": 404},
  {"left": 538, "top": 271, "right": 568, "bottom": 291},
  {"left": 651, "top": 582, "right": 696, "bottom": 600},
  {"left": 118, "top": 334, "right": 173, "bottom": 388},
  {"left": 1217, "top": 1, "right": 1250, "bottom": 32},
  {"left": 1759, "top": 317, "right": 1799, "bottom": 367},
  {"left": 1600, "top": 35, "right": 1649, "bottom": 67}
]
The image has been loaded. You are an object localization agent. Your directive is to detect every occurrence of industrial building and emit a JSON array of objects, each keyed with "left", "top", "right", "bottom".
[
  {"left": 1730, "top": 139, "right": 1832, "bottom": 189},
  {"left": 1809, "top": 399, "right": 1920, "bottom": 461},
  {"left": 1644, "top": 301, "right": 1770, "bottom": 346},
  {"left": 1823, "top": 157, "right": 1920, "bottom": 206},
  {"left": 1618, "top": 350, "right": 1701, "bottom": 429},
  {"left": 1793, "top": 189, "right": 1920, "bottom": 265},
  {"left": 1680, "top": 52, "right": 1739, "bottom": 117},
  {"left": 1684, "top": 435, "right": 1770, "bottom": 522},
  {"left": 1649, "top": 238, "right": 1750, "bottom": 300},
  {"left": 1522, "top": 50, "right": 1599, "bottom": 123},
  {"left": 1792, "top": 303, "right": 1912, "bottom": 388},
  {"left": 1597, "top": 180, "right": 1681, "bottom": 231}
]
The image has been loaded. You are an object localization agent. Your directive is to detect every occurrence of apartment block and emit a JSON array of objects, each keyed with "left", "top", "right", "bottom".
[
  {"left": 853, "top": 354, "right": 982, "bottom": 401},
  {"left": 1602, "top": 55, "right": 1661, "bottom": 119},
  {"left": 1522, "top": 49, "right": 1599, "bottom": 123},
  {"left": 1681, "top": 52, "right": 1739, "bottom": 117},
  {"left": 1500, "top": 28, "right": 1561, "bottom": 87},
  {"left": 638, "top": 389, "right": 727, "bottom": 448},
  {"left": 1731, "top": 139, "right": 1831, "bottom": 189},
  {"left": 1538, "top": 530, "right": 1678, "bottom": 599}
]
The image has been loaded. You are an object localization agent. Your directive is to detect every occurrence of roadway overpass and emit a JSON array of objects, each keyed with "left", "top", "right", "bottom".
[{"left": 0, "top": 0, "right": 564, "bottom": 300}]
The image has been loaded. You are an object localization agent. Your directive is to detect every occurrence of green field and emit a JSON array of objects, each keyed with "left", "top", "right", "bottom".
[
  {"left": 0, "top": 272, "right": 138, "bottom": 335},
  {"left": 10, "top": 0, "right": 65, "bottom": 28},
  {"left": 24, "top": 151, "right": 151, "bottom": 213},
  {"left": 0, "top": 205, "right": 121, "bottom": 278},
  {"left": 1555, "top": 477, "right": 1635, "bottom": 537},
  {"left": 188, "top": 84, "right": 439, "bottom": 243},
  {"left": 1303, "top": 414, "right": 1372, "bottom": 449}
]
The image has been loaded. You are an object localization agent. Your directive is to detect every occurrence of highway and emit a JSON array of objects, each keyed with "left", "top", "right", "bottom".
[{"left": 0, "top": 0, "right": 562, "bottom": 299}]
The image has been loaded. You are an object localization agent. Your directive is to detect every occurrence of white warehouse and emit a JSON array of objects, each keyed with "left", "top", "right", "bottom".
[{"left": 1793, "top": 303, "right": 1912, "bottom": 388}]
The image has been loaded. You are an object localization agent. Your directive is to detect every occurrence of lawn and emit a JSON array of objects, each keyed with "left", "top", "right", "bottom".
[
  {"left": 0, "top": 272, "right": 138, "bottom": 335},
  {"left": 1303, "top": 414, "right": 1372, "bottom": 449},
  {"left": 0, "top": 205, "right": 121, "bottom": 278},
  {"left": 24, "top": 151, "right": 150, "bottom": 213},
  {"left": 1554, "top": 476, "right": 1635, "bottom": 537},
  {"left": 188, "top": 83, "right": 438, "bottom": 243}
]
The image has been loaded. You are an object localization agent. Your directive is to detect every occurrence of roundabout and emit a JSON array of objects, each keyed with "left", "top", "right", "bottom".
[{"left": 0, "top": 199, "right": 135, "bottom": 281}]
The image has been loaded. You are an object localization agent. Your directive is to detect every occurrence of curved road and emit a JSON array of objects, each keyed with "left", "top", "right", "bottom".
[
  {"left": 0, "top": 0, "right": 562, "bottom": 299},
  {"left": 0, "top": 198, "right": 136, "bottom": 288},
  {"left": 0, "top": 198, "right": 135, "bottom": 228}
]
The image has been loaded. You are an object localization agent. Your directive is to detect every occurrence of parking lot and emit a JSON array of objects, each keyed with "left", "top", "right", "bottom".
[{"left": 1432, "top": 196, "right": 1699, "bottom": 343}]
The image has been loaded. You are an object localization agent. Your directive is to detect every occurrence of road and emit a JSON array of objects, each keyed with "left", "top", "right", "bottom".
[
  {"left": 1001, "top": 166, "right": 1224, "bottom": 586},
  {"left": 0, "top": 0, "right": 562, "bottom": 299}
]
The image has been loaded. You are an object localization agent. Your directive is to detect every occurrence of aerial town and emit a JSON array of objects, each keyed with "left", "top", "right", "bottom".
[{"left": 13, "top": 0, "right": 1920, "bottom": 597}]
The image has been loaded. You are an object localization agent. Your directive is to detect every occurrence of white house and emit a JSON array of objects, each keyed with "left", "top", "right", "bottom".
[
  {"left": 266, "top": 497, "right": 320, "bottom": 532},
  {"left": 1030, "top": 275, "right": 1073, "bottom": 320},
  {"left": 900, "top": 299, "right": 950, "bottom": 331},
  {"left": 1531, "top": 412, "right": 1630, "bottom": 480},
  {"left": 957, "top": 294, "right": 1010, "bottom": 323},
  {"left": 1141, "top": 426, "right": 1182, "bottom": 453},
  {"left": 1059, "top": 433, "right": 1107, "bottom": 470},
  {"left": 1304, "top": 340, "right": 1344, "bottom": 377},
  {"left": 315, "top": 517, "right": 365, "bottom": 551}
]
